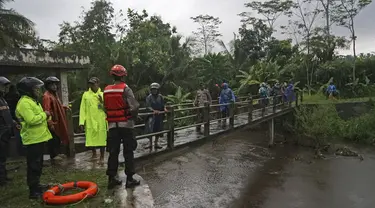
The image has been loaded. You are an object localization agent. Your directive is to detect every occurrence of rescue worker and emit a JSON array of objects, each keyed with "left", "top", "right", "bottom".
[
  {"left": 284, "top": 81, "right": 295, "bottom": 103},
  {"left": 259, "top": 82, "right": 269, "bottom": 106},
  {"left": 103, "top": 65, "right": 140, "bottom": 189},
  {"left": 145, "top": 82, "right": 167, "bottom": 149},
  {"left": 219, "top": 83, "right": 235, "bottom": 128},
  {"left": 326, "top": 81, "right": 337, "bottom": 99},
  {"left": 79, "top": 77, "right": 107, "bottom": 163},
  {"left": 0, "top": 76, "right": 16, "bottom": 186},
  {"left": 194, "top": 83, "right": 212, "bottom": 132},
  {"left": 42, "top": 76, "right": 69, "bottom": 162},
  {"left": 15, "top": 77, "right": 52, "bottom": 199},
  {"left": 271, "top": 82, "right": 282, "bottom": 104}
]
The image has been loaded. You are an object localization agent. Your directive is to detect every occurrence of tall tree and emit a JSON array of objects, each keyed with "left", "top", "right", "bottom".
[
  {"left": 289, "top": 0, "right": 321, "bottom": 93},
  {"left": 0, "top": 0, "right": 36, "bottom": 48},
  {"left": 191, "top": 15, "right": 222, "bottom": 55},
  {"left": 332, "top": 0, "right": 372, "bottom": 81},
  {"left": 240, "top": 0, "right": 294, "bottom": 34}
]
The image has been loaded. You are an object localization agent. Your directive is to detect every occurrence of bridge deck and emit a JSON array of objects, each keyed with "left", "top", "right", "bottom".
[{"left": 70, "top": 105, "right": 293, "bottom": 169}]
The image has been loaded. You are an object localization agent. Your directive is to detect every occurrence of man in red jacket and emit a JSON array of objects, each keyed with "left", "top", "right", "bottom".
[{"left": 103, "top": 65, "right": 141, "bottom": 189}]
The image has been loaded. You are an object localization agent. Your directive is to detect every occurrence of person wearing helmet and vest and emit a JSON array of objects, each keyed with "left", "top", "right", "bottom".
[
  {"left": 15, "top": 77, "right": 52, "bottom": 199},
  {"left": 42, "top": 76, "right": 69, "bottom": 162},
  {"left": 103, "top": 65, "right": 140, "bottom": 189},
  {"left": 0, "top": 76, "right": 19, "bottom": 186},
  {"left": 145, "top": 82, "right": 167, "bottom": 149},
  {"left": 79, "top": 77, "right": 107, "bottom": 163}
]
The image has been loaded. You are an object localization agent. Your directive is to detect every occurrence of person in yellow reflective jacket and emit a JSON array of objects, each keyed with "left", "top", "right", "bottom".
[
  {"left": 79, "top": 77, "right": 107, "bottom": 163},
  {"left": 15, "top": 77, "right": 52, "bottom": 199}
]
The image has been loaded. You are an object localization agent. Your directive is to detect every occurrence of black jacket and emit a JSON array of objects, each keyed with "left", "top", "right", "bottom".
[{"left": 0, "top": 97, "right": 13, "bottom": 130}]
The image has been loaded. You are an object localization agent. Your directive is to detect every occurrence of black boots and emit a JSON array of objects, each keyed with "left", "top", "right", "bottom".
[
  {"left": 108, "top": 177, "right": 122, "bottom": 189},
  {"left": 28, "top": 184, "right": 49, "bottom": 199},
  {"left": 29, "top": 186, "right": 42, "bottom": 199},
  {"left": 108, "top": 176, "right": 140, "bottom": 189},
  {"left": 126, "top": 178, "right": 140, "bottom": 188}
]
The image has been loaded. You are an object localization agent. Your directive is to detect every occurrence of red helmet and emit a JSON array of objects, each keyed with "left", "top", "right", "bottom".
[{"left": 110, "top": 65, "right": 127, "bottom": 77}]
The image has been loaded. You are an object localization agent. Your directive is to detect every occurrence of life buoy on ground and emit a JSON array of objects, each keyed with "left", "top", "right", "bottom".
[{"left": 43, "top": 181, "right": 98, "bottom": 205}]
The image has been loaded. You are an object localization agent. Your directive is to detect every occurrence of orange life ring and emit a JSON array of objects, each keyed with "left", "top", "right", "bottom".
[{"left": 43, "top": 181, "right": 98, "bottom": 205}]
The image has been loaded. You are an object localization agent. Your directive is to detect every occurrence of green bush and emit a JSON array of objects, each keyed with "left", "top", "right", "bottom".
[
  {"left": 295, "top": 104, "right": 375, "bottom": 146},
  {"left": 295, "top": 105, "right": 344, "bottom": 146}
]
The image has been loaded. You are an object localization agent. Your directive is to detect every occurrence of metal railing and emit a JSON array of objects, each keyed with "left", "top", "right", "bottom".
[{"left": 64, "top": 92, "right": 301, "bottom": 156}]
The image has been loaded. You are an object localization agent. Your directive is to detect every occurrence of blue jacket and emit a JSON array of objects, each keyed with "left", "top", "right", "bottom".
[
  {"left": 326, "top": 84, "right": 336, "bottom": 94},
  {"left": 219, "top": 83, "right": 235, "bottom": 112}
]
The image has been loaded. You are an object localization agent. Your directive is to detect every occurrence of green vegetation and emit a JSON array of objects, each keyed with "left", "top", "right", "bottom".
[
  {"left": 0, "top": 165, "right": 122, "bottom": 208},
  {"left": 295, "top": 102, "right": 375, "bottom": 147},
  {"left": 2, "top": 0, "right": 374, "bottom": 114}
]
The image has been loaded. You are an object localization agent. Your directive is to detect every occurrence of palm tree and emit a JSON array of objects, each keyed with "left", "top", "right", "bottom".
[
  {"left": 217, "top": 33, "right": 251, "bottom": 77},
  {"left": 236, "top": 59, "right": 281, "bottom": 93},
  {"left": 0, "top": 0, "right": 36, "bottom": 48}
]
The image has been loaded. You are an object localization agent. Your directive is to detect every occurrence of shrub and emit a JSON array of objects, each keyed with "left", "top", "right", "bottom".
[
  {"left": 295, "top": 104, "right": 375, "bottom": 146},
  {"left": 295, "top": 104, "right": 344, "bottom": 146}
]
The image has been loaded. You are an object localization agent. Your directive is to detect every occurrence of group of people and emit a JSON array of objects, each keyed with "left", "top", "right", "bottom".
[
  {"left": 258, "top": 81, "right": 296, "bottom": 106},
  {"left": 0, "top": 64, "right": 141, "bottom": 199},
  {"left": 0, "top": 75, "right": 70, "bottom": 199},
  {"left": 193, "top": 82, "right": 236, "bottom": 130}
]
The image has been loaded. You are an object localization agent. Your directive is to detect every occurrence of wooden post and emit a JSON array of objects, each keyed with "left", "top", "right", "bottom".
[
  {"left": 166, "top": 103, "right": 175, "bottom": 149},
  {"left": 262, "top": 98, "right": 266, "bottom": 117},
  {"left": 247, "top": 97, "right": 253, "bottom": 123},
  {"left": 229, "top": 102, "right": 235, "bottom": 129},
  {"left": 203, "top": 102, "right": 210, "bottom": 137},
  {"left": 273, "top": 95, "right": 277, "bottom": 113},
  {"left": 268, "top": 118, "right": 275, "bottom": 148},
  {"left": 65, "top": 108, "right": 75, "bottom": 157},
  {"left": 295, "top": 91, "right": 299, "bottom": 107},
  {"left": 57, "top": 70, "right": 69, "bottom": 106}
]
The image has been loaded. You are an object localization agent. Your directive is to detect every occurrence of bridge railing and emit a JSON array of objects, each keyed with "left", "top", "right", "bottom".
[{"left": 65, "top": 92, "right": 300, "bottom": 156}]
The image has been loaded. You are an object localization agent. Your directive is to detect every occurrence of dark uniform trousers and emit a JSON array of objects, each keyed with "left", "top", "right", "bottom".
[
  {"left": 25, "top": 142, "right": 45, "bottom": 190},
  {"left": 0, "top": 129, "right": 11, "bottom": 182},
  {"left": 106, "top": 127, "right": 137, "bottom": 178}
]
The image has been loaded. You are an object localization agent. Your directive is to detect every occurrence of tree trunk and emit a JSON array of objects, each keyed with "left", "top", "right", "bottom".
[
  {"left": 352, "top": 35, "right": 357, "bottom": 82},
  {"left": 351, "top": 18, "right": 357, "bottom": 82}
]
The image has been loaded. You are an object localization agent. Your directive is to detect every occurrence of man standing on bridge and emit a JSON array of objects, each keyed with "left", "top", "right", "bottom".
[
  {"left": 194, "top": 83, "right": 212, "bottom": 133},
  {"left": 104, "top": 65, "right": 141, "bottom": 189}
]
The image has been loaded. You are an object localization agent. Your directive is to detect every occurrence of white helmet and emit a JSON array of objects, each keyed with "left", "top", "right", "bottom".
[{"left": 150, "top": 82, "right": 160, "bottom": 89}]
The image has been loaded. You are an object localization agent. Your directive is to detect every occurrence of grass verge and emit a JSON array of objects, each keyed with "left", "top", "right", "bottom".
[
  {"left": 302, "top": 94, "right": 374, "bottom": 104},
  {"left": 0, "top": 164, "right": 121, "bottom": 208}
]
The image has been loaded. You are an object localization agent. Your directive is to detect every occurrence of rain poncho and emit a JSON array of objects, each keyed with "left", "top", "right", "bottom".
[
  {"left": 42, "top": 91, "right": 69, "bottom": 144},
  {"left": 259, "top": 86, "right": 268, "bottom": 98},
  {"left": 326, "top": 84, "right": 336, "bottom": 94},
  {"left": 79, "top": 88, "right": 107, "bottom": 147},
  {"left": 284, "top": 83, "right": 295, "bottom": 102},
  {"left": 219, "top": 83, "right": 235, "bottom": 112}
]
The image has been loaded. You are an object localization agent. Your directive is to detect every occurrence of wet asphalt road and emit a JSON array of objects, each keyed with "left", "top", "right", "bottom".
[{"left": 140, "top": 128, "right": 375, "bottom": 208}]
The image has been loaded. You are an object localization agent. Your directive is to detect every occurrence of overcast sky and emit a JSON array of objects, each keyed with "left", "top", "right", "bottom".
[{"left": 6, "top": 0, "right": 375, "bottom": 55}]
